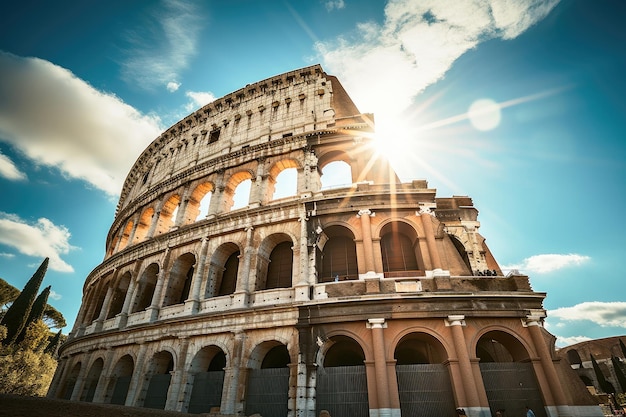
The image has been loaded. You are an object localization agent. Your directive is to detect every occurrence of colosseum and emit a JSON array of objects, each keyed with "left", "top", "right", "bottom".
[{"left": 48, "top": 65, "right": 601, "bottom": 417}]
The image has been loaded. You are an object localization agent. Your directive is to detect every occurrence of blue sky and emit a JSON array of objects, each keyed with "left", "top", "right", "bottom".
[{"left": 0, "top": 0, "right": 624, "bottom": 347}]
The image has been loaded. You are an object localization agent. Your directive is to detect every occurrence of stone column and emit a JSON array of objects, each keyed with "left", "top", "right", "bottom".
[
  {"left": 295, "top": 209, "right": 311, "bottom": 301},
  {"left": 419, "top": 204, "right": 443, "bottom": 271},
  {"left": 126, "top": 343, "right": 148, "bottom": 406},
  {"left": 92, "top": 348, "right": 117, "bottom": 403},
  {"left": 221, "top": 331, "right": 246, "bottom": 415},
  {"left": 167, "top": 337, "right": 190, "bottom": 411},
  {"left": 147, "top": 198, "right": 165, "bottom": 238},
  {"left": 185, "top": 237, "right": 209, "bottom": 313},
  {"left": 446, "top": 315, "right": 482, "bottom": 414},
  {"left": 526, "top": 315, "right": 570, "bottom": 417},
  {"left": 70, "top": 353, "right": 92, "bottom": 401},
  {"left": 357, "top": 210, "right": 376, "bottom": 273},
  {"left": 127, "top": 214, "right": 140, "bottom": 247},
  {"left": 118, "top": 260, "right": 143, "bottom": 328},
  {"left": 234, "top": 226, "right": 254, "bottom": 306},
  {"left": 367, "top": 318, "right": 392, "bottom": 417},
  {"left": 94, "top": 279, "right": 116, "bottom": 332},
  {"left": 148, "top": 247, "right": 171, "bottom": 321}
]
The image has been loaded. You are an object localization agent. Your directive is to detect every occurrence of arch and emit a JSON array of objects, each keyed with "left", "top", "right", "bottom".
[
  {"left": 226, "top": 171, "right": 253, "bottom": 211},
  {"left": 476, "top": 330, "right": 545, "bottom": 417},
  {"left": 155, "top": 194, "right": 181, "bottom": 235},
  {"left": 394, "top": 332, "right": 456, "bottom": 417},
  {"left": 87, "top": 275, "right": 113, "bottom": 323},
  {"left": 81, "top": 357, "right": 104, "bottom": 402},
  {"left": 117, "top": 220, "right": 134, "bottom": 251},
  {"left": 59, "top": 361, "right": 81, "bottom": 399},
  {"left": 257, "top": 234, "right": 294, "bottom": 290},
  {"left": 317, "top": 335, "right": 368, "bottom": 416},
  {"left": 245, "top": 342, "right": 290, "bottom": 417},
  {"left": 106, "top": 271, "right": 131, "bottom": 319},
  {"left": 268, "top": 159, "right": 299, "bottom": 200},
  {"left": 133, "top": 207, "right": 154, "bottom": 243},
  {"left": 450, "top": 235, "right": 472, "bottom": 273},
  {"left": 106, "top": 354, "right": 134, "bottom": 405},
  {"left": 143, "top": 350, "right": 175, "bottom": 409},
  {"left": 320, "top": 159, "right": 352, "bottom": 189},
  {"left": 319, "top": 225, "right": 358, "bottom": 282},
  {"left": 131, "top": 263, "right": 159, "bottom": 313},
  {"left": 566, "top": 349, "right": 583, "bottom": 367},
  {"left": 206, "top": 243, "right": 240, "bottom": 297},
  {"left": 187, "top": 346, "right": 227, "bottom": 414},
  {"left": 379, "top": 221, "right": 423, "bottom": 277},
  {"left": 162, "top": 252, "right": 196, "bottom": 307},
  {"left": 188, "top": 181, "right": 214, "bottom": 222}
]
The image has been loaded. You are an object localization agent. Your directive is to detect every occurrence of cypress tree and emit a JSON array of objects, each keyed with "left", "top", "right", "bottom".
[
  {"left": 14, "top": 285, "right": 51, "bottom": 345},
  {"left": 611, "top": 356, "right": 626, "bottom": 392},
  {"left": 44, "top": 329, "right": 63, "bottom": 357},
  {"left": 591, "top": 353, "right": 615, "bottom": 394},
  {"left": 620, "top": 338, "right": 626, "bottom": 359},
  {"left": 0, "top": 258, "right": 49, "bottom": 345}
]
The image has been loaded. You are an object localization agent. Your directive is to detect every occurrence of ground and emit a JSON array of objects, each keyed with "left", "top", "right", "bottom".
[{"left": 0, "top": 394, "right": 210, "bottom": 417}]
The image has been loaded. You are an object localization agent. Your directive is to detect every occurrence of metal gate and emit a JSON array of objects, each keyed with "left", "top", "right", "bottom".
[
  {"left": 187, "top": 370, "right": 225, "bottom": 413},
  {"left": 110, "top": 376, "right": 131, "bottom": 405},
  {"left": 396, "top": 363, "right": 457, "bottom": 417},
  {"left": 245, "top": 367, "right": 290, "bottom": 417},
  {"left": 316, "top": 365, "right": 369, "bottom": 417},
  {"left": 480, "top": 362, "right": 546, "bottom": 417},
  {"left": 143, "top": 373, "right": 171, "bottom": 409}
]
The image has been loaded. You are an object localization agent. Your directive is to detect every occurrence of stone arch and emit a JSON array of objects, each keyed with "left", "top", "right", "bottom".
[
  {"left": 318, "top": 225, "right": 358, "bottom": 282},
  {"left": 188, "top": 181, "right": 214, "bottom": 222},
  {"left": 162, "top": 252, "right": 196, "bottom": 307},
  {"left": 106, "top": 271, "right": 132, "bottom": 319},
  {"left": 86, "top": 273, "right": 114, "bottom": 324},
  {"left": 131, "top": 263, "right": 159, "bottom": 313},
  {"left": 378, "top": 220, "right": 424, "bottom": 277},
  {"left": 105, "top": 354, "right": 134, "bottom": 405},
  {"left": 134, "top": 206, "right": 155, "bottom": 243},
  {"left": 59, "top": 361, "right": 81, "bottom": 399},
  {"left": 566, "top": 349, "right": 583, "bottom": 367},
  {"left": 141, "top": 350, "right": 175, "bottom": 409},
  {"left": 186, "top": 345, "right": 227, "bottom": 414},
  {"left": 267, "top": 158, "right": 300, "bottom": 200},
  {"left": 393, "top": 332, "right": 457, "bottom": 417},
  {"left": 224, "top": 170, "right": 253, "bottom": 211},
  {"left": 475, "top": 329, "right": 546, "bottom": 417},
  {"left": 206, "top": 242, "right": 241, "bottom": 297},
  {"left": 155, "top": 194, "right": 181, "bottom": 235},
  {"left": 117, "top": 220, "right": 134, "bottom": 251},
  {"left": 81, "top": 357, "right": 105, "bottom": 402},
  {"left": 245, "top": 341, "right": 291, "bottom": 417},
  {"left": 256, "top": 233, "right": 294, "bottom": 290},
  {"left": 316, "top": 334, "right": 369, "bottom": 416}
]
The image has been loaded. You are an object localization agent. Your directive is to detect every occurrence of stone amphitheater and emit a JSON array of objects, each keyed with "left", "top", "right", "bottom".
[{"left": 48, "top": 65, "right": 601, "bottom": 417}]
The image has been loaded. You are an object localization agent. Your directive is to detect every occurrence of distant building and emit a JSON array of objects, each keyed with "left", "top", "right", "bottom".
[{"left": 48, "top": 65, "right": 602, "bottom": 417}]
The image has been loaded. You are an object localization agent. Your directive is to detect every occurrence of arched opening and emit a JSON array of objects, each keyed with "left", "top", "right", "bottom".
[
  {"left": 477, "top": 331, "right": 546, "bottom": 417},
  {"left": 88, "top": 279, "right": 110, "bottom": 323},
  {"left": 131, "top": 263, "right": 159, "bottom": 313},
  {"left": 133, "top": 207, "right": 154, "bottom": 243},
  {"left": 265, "top": 241, "right": 293, "bottom": 289},
  {"left": 59, "top": 362, "right": 81, "bottom": 400},
  {"left": 450, "top": 235, "right": 472, "bottom": 273},
  {"left": 81, "top": 358, "right": 104, "bottom": 402},
  {"left": 155, "top": 194, "right": 181, "bottom": 235},
  {"left": 317, "top": 336, "right": 368, "bottom": 416},
  {"left": 319, "top": 226, "right": 358, "bottom": 282},
  {"left": 269, "top": 159, "right": 299, "bottom": 200},
  {"left": 245, "top": 343, "right": 290, "bottom": 417},
  {"left": 320, "top": 160, "right": 352, "bottom": 189},
  {"left": 206, "top": 243, "right": 240, "bottom": 298},
  {"left": 188, "top": 182, "right": 214, "bottom": 222},
  {"left": 106, "top": 271, "right": 131, "bottom": 319},
  {"left": 566, "top": 349, "right": 583, "bottom": 368},
  {"left": 106, "top": 354, "right": 134, "bottom": 405},
  {"left": 143, "top": 351, "right": 174, "bottom": 409},
  {"left": 380, "top": 222, "right": 423, "bottom": 277},
  {"left": 162, "top": 253, "right": 196, "bottom": 307},
  {"left": 394, "top": 333, "right": 456, "bottom": 417},
  {"left": 117, "top": 221, "right": 133, "bottom": 251},
  {"left": 187, "top": 347, "right": 226, "bottom": 413}
]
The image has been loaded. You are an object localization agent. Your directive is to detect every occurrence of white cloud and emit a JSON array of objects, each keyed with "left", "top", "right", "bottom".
[
  {"left": 185, "top": 91, "right": 217, "bottom": 112},
  {"left": 502, "top": 253, "right": 590, "bottom": 274},
  {"left": 325, "top": 0, "right": 346, "bottom": 11},
  {"left": 49, "top": 289, "right": 62, "bottom": 301},
  {"left": 167, "top": 81, "right": 181, "bottom": 92},
  {"left": 554, "top": 335, "right": 592, "bottom": 348},
  {"left": 0, "top": 212, "right": 76, "bottom": 272},
  {"left": 0, "top": 252, "right": 15, "bottom": 259},
  {"left": 120, "top": 0, "right": 204, "bottom": 91},
  {"left": 0, "top": 52, "right": 162, "bottom": 196},
  {"left": 0, "top": 152, "right": 26, "bottom": 181},
  {"left": 316, "top": 0, "right": 559, "bottom": 119},
  {"left": 550, "top": 301, "right": 626, "bottom": 329}
]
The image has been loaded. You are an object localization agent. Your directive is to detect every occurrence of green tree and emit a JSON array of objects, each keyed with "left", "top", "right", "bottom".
[
  {"left": 0, "top": 276, "right": 65, "bottom": 329},
  {"left": 14, "top": 286, "right": 51, "bottom": 345},
  {"left": 0, "top": 258, "right": 48, "bottom": 345}
]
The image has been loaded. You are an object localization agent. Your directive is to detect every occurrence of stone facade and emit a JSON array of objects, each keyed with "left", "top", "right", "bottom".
[{"left": 49, "top": 65, "right": 601, "bottom": 417}]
